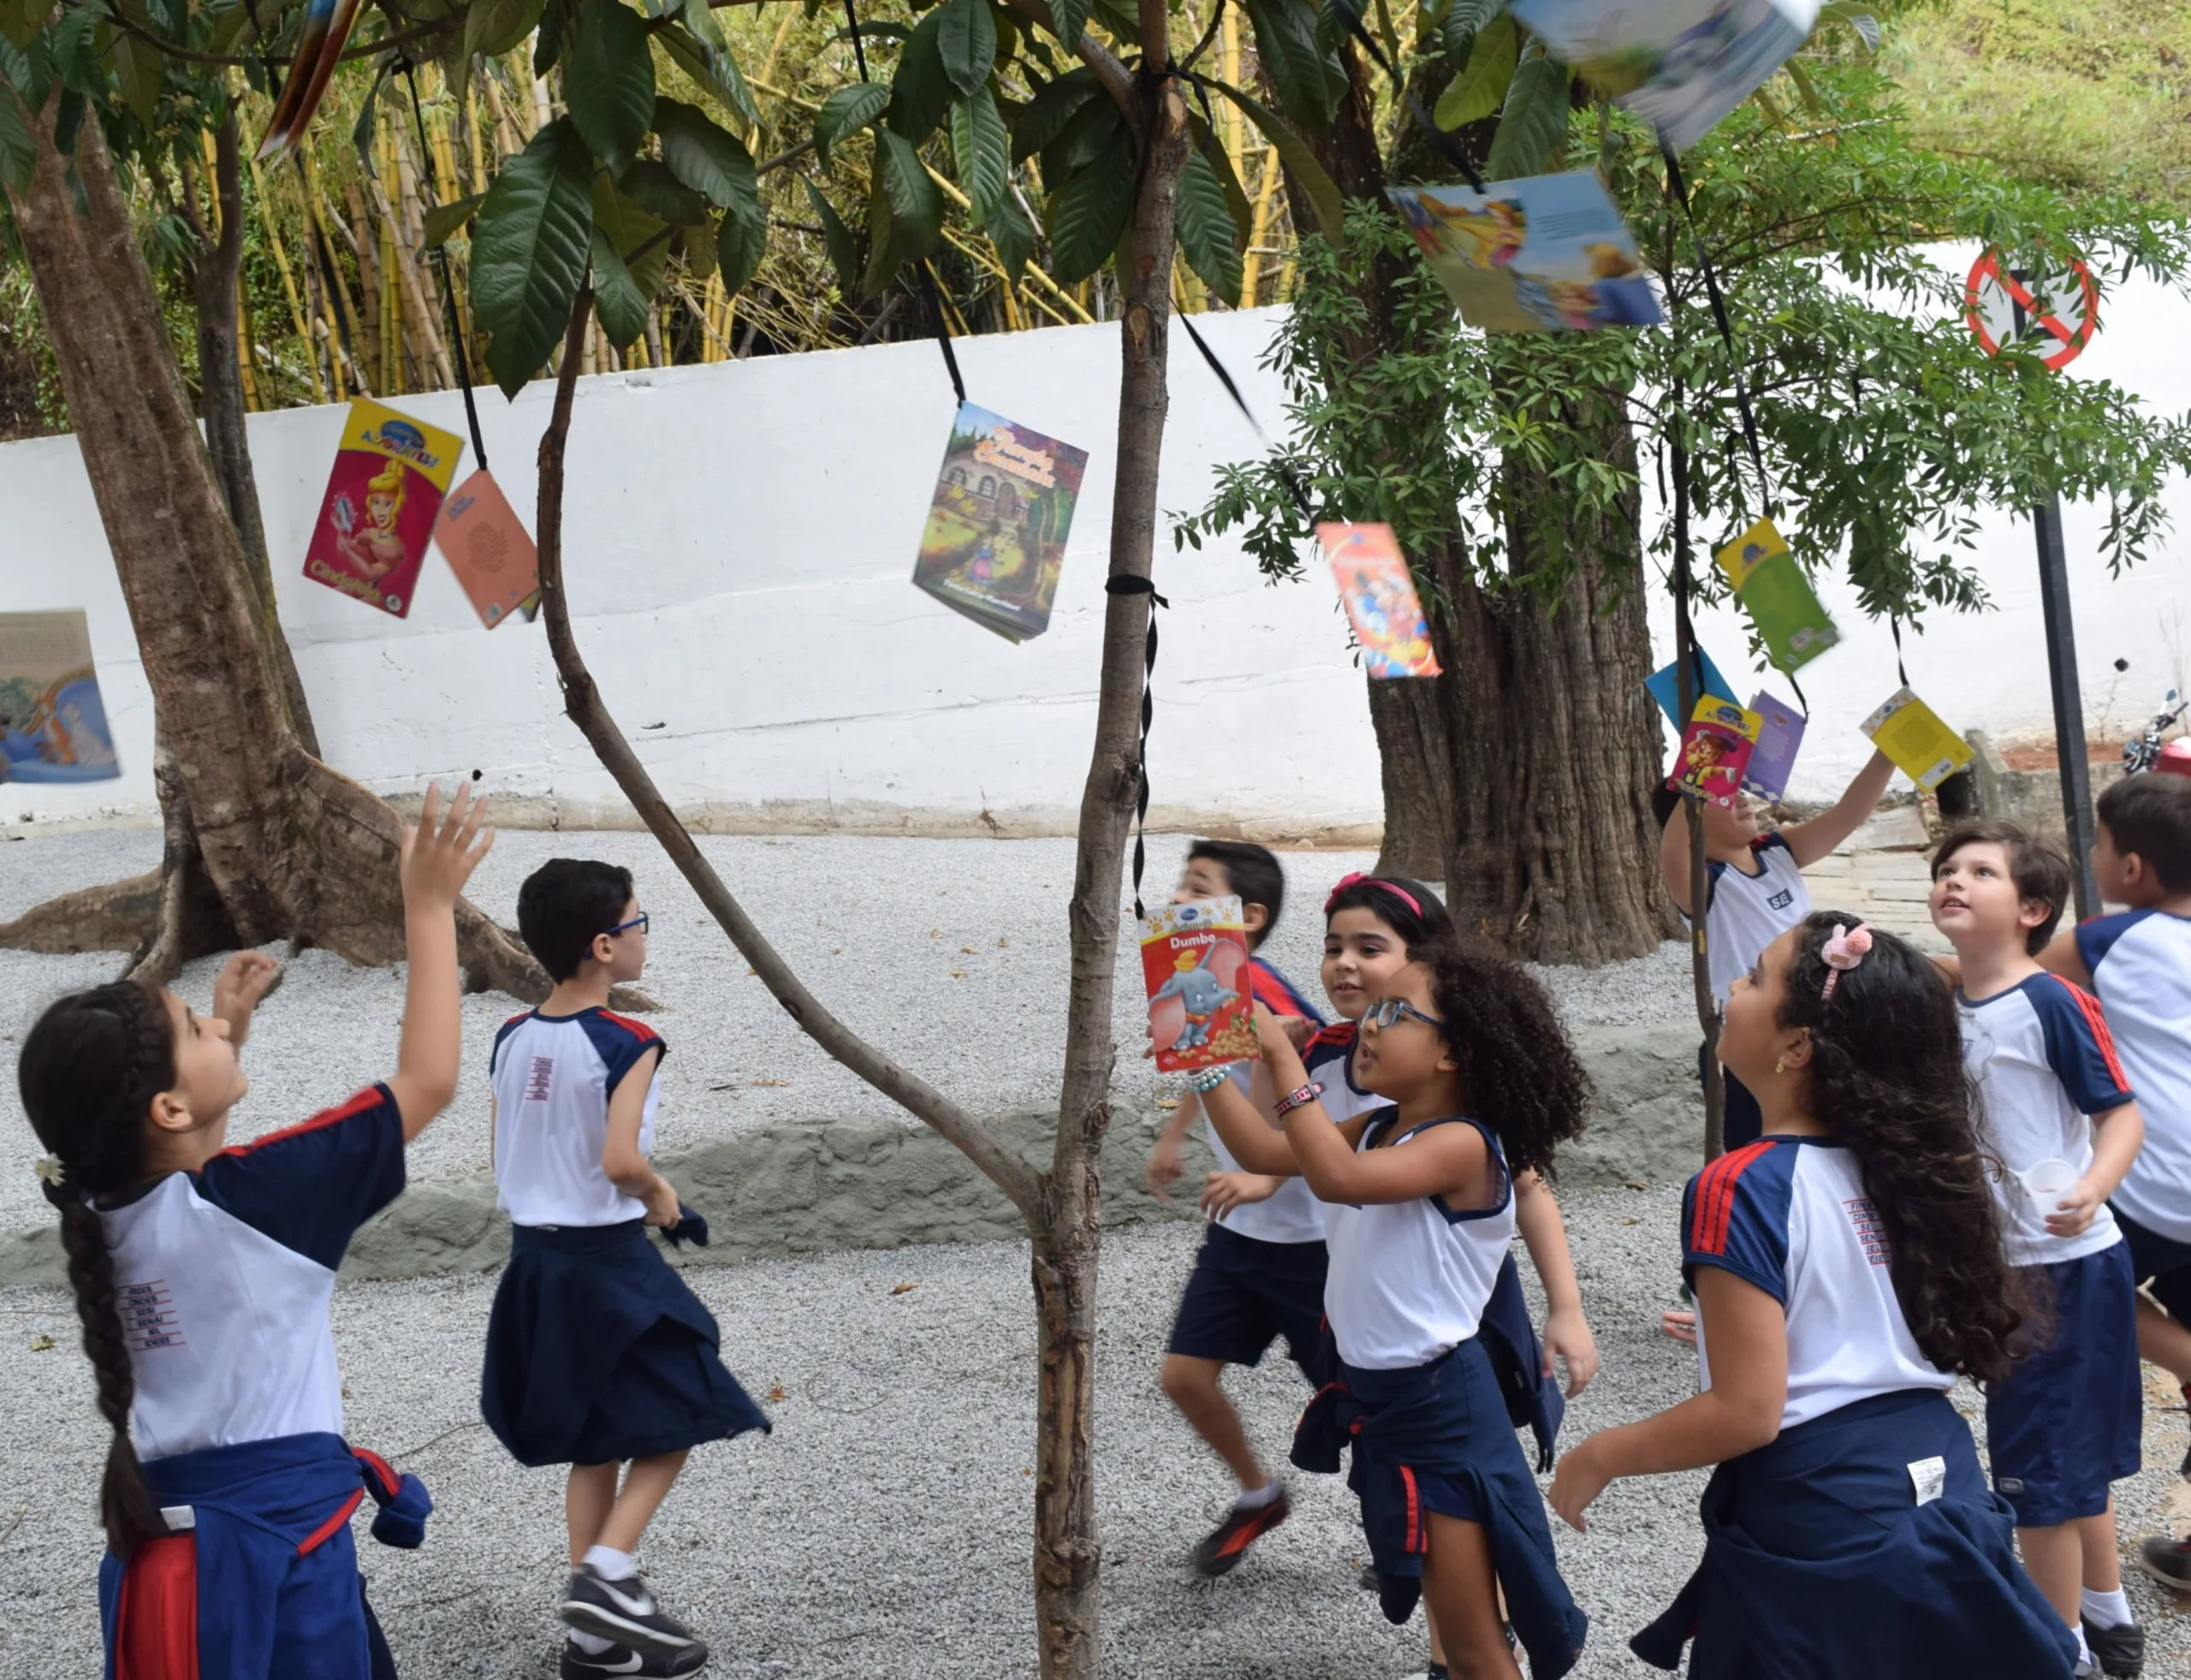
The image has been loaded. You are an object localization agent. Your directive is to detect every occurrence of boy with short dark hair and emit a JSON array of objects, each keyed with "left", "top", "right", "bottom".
[
  {"left": 1930, "top": 820, "right": 2146, "bottom": 1677},
  {"left": 1144, "top": 840, "right": 1325, "bottom": 1575}
]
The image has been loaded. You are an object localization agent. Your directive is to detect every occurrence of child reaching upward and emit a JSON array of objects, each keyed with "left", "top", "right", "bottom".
[
  {"left": 484, "top": 859, "right": 769, "bottom": 1679},
  {"left": 1201, "top": 938, "right": 1592, "bottom": 1680},
  {"left": 17, "top": 784, "right": 492, "bottom": 1680},
  {"left": 1550, "top": 914, "right": 2077, "bottom": 1676}
]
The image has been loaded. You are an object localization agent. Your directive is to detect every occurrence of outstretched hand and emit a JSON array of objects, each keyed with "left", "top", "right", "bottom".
[
  {"left": 400, "top": 782, "right": 494, "bottom": 911},
  {"left": 212, "top": 951, "right": 281, "bottom": 1047}
]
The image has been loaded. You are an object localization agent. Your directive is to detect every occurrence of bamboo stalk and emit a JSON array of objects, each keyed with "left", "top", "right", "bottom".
[
  {"left": 302, "top": 154, "right": 365, "bottom": 397},
  {"left": 645, "top": 308, "right": 667, "bottom": 368},
  {"left": 372, "top": 138, "right": 455, "bottom": 389},
  {"left": 464, "top": 86, "right": 489, "bottom": 195},
  {"left": 925, "top": 163, "right": 1094, "bottom": 324},
  {"left": 1220, "top": 5, "right": 1244, "bottom": 162},
  {"left": 235, "top": 293, "right": 263, "bottom": 409},
  {"left": 1241, "top": 143, "right": 1281, "bottom": 306},
  {"left": 247, "top": 155, "right": 326, "bottom": 404}
]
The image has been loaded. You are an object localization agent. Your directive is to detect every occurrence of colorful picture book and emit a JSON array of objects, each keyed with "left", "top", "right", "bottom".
[
  {"left": 1645, "top": 648, "right": 1738, "bottom": 726},
  {"left": 1670, "top": 696, "right": 1761, "bottom": 805},
  {"left": 1861, "top": 686, "right": 1975, "bottom": 793},
  {"left": 911, "top": 402, "right": 1088, "bottom": 643},
  {"left": 1743, "top": 689, "right": 1806, "bottom": 803},
  {"left": 304, "top": 398, "right": 466, "bottom": 620},
  {"left": 1140, "top": 895, "right": 1257, "bottom": 1074},
  {"left": 1386, "top": 171, "right": 1664, "bottom": 335},
  {"left": 0, "top": 609, "right": 121, "bottom": 784},
  {"left": 1713, "top": 518, "right": 1840, "bottom": 673},
  {"left": 433, "top": 468, "right": 540, "bottom": 630},
  {"left": 1512, "top": 0, "right": 1819, "bottom": 152},
  {"left": 1321, "top": 523, "right": 1442, "bottom": 678}
]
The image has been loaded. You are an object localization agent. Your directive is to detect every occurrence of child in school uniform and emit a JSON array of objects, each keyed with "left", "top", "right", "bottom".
[
  {"left": 1930, "top": 822, "right": 2146, "bottom": 1677},
  {"left": 1144, "top": 840, "right": 1327, "bottom": 1574},
  {"left": 1201, "top": 935, "right": 1593, "bottom": 1680},
  {"left": 1550, "top": 914, "right": 2079, "bottom": 1677},
  {"left": 2026, "top": 775, "right": 2191, "bottom": 1598},
  {"left": 483, "top": 859, "right": 769, "bottom": 1678},
  {"left": 17, "top": 785, "right": 492, "bottom": 1680}
]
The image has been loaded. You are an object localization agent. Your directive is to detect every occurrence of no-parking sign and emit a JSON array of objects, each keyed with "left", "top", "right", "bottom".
[{"left": 1964, "top": 250, "right": 2099, "bottom": 371}]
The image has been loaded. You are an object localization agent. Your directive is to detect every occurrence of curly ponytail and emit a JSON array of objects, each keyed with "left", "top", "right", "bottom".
[
  {"left": 19, "top": 982, "right": 177, "bottom": 1558},
  {"left": 1776, "top": 913, "right": 2024, "bottom": 1383}
]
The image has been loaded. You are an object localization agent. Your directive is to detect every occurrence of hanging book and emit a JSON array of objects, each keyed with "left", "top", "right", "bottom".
[
  {"left": 1511, "top": 0, "right": 1819, "bottom": 152},
  {"left": 1714, "top": 518, "right": 1839, "bottom": 673},
  {"left": 1387, "top": 171, "right": 1664, "bottom": 334},
  {"left": 434, "top": 469, "right": 541, "bottom": 630},
  {"left": 1141, "top": 896, "right": 1257, "bottom": 1074},
  {"left": 1669, "top": 696, "right": 1760, "bottom": 806},
  {"left": 911, "top": 402, "right": 1089, "bottom": 643},
  {"left": 0, "top": 609, "right": 122, "bottom": 784},
  {"left": 304, "top": 399, "right": 466, "bottom": 620},
  {"left": 1321, "top": 523, "right": 1442, "bottom": 678},
  {"left": 1861, "top": 686, "right": 1974, "bottom": 793},
  {"left": 1645, "top": 648, "right": 1738, "bottom": 726},
  {"left": 1743, "top": 689, "right": 1806, "bottom": 803}
]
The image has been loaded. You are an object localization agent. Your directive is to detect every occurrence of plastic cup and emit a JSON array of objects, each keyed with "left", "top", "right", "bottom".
[{"left": 2020, "top": 1159, "right": 2077, "bottom": 1202}]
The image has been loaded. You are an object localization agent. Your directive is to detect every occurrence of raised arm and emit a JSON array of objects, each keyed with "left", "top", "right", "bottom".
[
  {"left": 1780, "top": 749, "right": 1896, "bottom": 868},
  {"left": 384, "top": 784, "right": 495, "bottom": 1140}
]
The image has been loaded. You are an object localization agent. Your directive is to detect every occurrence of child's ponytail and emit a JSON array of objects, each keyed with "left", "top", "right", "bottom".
[{"left": 19, "top": 982, "right": 177, "bottom": 1558}]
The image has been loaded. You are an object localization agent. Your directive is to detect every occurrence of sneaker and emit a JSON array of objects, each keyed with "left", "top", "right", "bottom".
[
  {"left": 561, "top": 1566, "right": 702, "bottom": 1660},
  {"left": 2082, "top": 1618, "right": 2146, "bottom": 1679},
  {"left": 1190, "top": 1488, "right": 1291, "bottom": 1577},
  {"left": 1359, "top": 1563, "right": 1379, "bottom": 1591},
  {"left": 2134, "top": 1535, "right": 2191, "bottom": 1594},
  {"left": 560, "top": 1635, "right": 710, "bottom": 1677}
]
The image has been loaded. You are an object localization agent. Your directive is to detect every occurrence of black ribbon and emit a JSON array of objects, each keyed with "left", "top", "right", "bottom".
[
  {"left": 1106, "top": 573, "right": 1170, "bottom": 920},
  {"left": 1325, "top": 0, "right": 1487, "bottom": 193},
  {"left": 841, "top": 0, "right": 870, "bottom": 82},
  {"left": 1890, "top": 614, "right": 1909, "bottom": 689},
  {"left": 402, "top": 63, "right": 488, "bottom": 473},
  {"left": 1175, "top": 311, "right": 1314, "bottom": 521},
  {"left": 916, "top": 261, "right": 968, "bottom": 407},
  {"left": 1661, "top": 141, "right": 1767, "bottom": 515}
]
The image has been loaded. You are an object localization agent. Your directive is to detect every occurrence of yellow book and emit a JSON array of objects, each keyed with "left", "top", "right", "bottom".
[{"left": 1861, "top": 686, "right": 1974, "bottom": 793}]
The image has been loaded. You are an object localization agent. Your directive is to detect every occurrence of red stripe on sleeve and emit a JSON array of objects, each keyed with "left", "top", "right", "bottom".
[
  {"left": 1693, "top": 1142, "right": 1774, "bottom": 1257},
  {"left": 597, "top": 1008, "right": 660, "bottom": 1043},
  {"left": 219, "top": 1086, "right": 386, "bottom": 1158},
  {"left": 2054, "top": 977, "right": 2131, "bottom": 1095},
  {"left": 116, "top": 1534, "right": 198, "bottom": 1680}
]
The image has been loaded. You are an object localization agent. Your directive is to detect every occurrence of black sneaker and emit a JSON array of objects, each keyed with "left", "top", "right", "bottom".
[
  {"left": 2082, "top": 1618, "right": 2145, "bottom": 1678},
  {"left": 561, "top": 1567, "right": 702, "bottom": 1660},
  {"left": 559, "top": 1635, "right": 710, "bottom": 1677},
  {"left": 2135, "top": 1535, "right": 2191, "bottom": 1594},
  {"left": 1358, "top": 1563, "right": 1379, "bottom": 1591},
  {"left": 1190, "top": 1489, "right": 1291, "bottom": 1577}
]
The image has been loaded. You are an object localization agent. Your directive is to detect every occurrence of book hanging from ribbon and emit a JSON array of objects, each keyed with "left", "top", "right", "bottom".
[
  {"left": 1387, "top": 172, "right": 1664, "bottom": 334},
  {"left": 911, "top": 401, "right": 1089, "bottom": 643},
  {"left": 433, "top": 470, "right": 541, "bottom": 630},
  {"left": 1141, "top": 896, "right": 1256, "bottom": 1073},
  {"left": 1670, "top": 695, "right": 1761, "bottom": 805},
  {"left": 1713, "top": 517, "right": 1839, "bottom": 672},
  {"left": 1743, "top": 689, "right": 1806, "bottom": 802},
  {"left": 1862, "top": 686, "right": 1974, "bottom": 793},
  {"left": 1644, "top": 647, "right": 1738, "bottom": 725},
  {"left": 304, "top": 398, "right": 465, "bottom": 619},
  {"left": 0, "top": 609, "right": 122, "bottom": 784},
  {"left": 1321, "top": 523, "right": 1442, "bottom": 678}
]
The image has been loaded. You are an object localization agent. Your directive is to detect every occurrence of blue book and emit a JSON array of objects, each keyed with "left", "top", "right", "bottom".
[{"left": 1645, "top": 649, "right": 1737, "bottom": 726}]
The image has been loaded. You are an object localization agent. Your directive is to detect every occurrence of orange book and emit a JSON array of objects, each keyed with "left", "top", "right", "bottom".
[
  {"left": 433, "top": 468, "right": 540, "bottom": 629},
  {"left": 1140, "top": 896, "right": 1257, "bottom": 1073}
]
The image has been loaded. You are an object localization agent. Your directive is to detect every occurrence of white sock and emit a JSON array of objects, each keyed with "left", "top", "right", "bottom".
[
  {"left": 569, "top": 1630, "right": 617, "bottom": 1655},
  {"left": 1234, "top": 1479, "right": 1283, "bottom": 1511},
  {"left": 582, "top": 1544, "right": 636, "bottom": 1581},
  {"left": 2081, "top": 1585, "right": 2134, "bottom": 1630},
  {"left": 2074, "top": 1624, "right": 2092, "bottom": 1664}
]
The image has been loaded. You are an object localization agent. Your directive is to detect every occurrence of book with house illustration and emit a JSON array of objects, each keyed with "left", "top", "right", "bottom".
[
  {"left": 0, "top": 609, "right": 122, "bottom": 784},
  {"left": 1713, "top": 517, "right": 1840, "bottom": 673},
  {"left": 1321, "top": 522, "right": 1442, "bottom": 678},
  {"left": 1862, "top": 686, "right": 1975, "bottom": 793},
  {"left": 912, "top": 402, "right": 1090, "bottom": 643},
  {"left": 1670, "top": 695, "right": 1761, "bottom": 805},
  {"left": 1140, "top": 896, "right": 1258, "bottom": 1073}
]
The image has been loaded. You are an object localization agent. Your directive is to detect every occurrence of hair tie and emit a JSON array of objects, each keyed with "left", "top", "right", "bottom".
[
  {"left": 1819, "top": 923, "right": 1873, "bottom": 1000},
  {"left": 33, "top": 1154, "right": 65, "bottom": 1189},
  {"left": 1323, "top": 872, "right": 1423, "bottom": 919}
]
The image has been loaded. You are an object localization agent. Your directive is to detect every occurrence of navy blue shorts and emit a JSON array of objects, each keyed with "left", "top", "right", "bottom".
[
  {"left": 2115, "top": 1205, "right": 2191, "bottom": 1324},
  {"left": 1696, "top": 1044, "right": 1763, "bottom": 1152},
  {"left": 1985, "top": 1240, "right": 2141, "bottom": 1526},
  {"left": 1166, "top": 1223, "right": 1328, "bottom": 1381}
]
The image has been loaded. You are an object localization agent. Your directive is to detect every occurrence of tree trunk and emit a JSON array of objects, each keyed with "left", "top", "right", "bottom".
[
  {"left": 1365, "top": 677, "right": 1452, "bottom": 880},
  {"left": 1, "top": 96, "right": 547, "bottom": 1002}
]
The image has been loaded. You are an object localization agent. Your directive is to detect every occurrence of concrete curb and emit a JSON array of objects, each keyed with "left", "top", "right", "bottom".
[{"left": 0, "top": 1022, "right": 1707, "bottom": 1288}]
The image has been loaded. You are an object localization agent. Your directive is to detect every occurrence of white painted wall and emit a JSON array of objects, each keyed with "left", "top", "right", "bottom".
[{"left": 3, "top": 268, "right": 2184, "bottom": 834}]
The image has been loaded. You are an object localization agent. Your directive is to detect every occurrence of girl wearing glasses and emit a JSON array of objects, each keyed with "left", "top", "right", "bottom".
[{"left": 1198, "top": 935, "right": 1592, "bottom": 1680}]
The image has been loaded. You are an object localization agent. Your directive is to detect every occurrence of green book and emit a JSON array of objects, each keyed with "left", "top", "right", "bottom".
[{"left": 1714, "top": 518, "right": 1840, "bottom": 673}]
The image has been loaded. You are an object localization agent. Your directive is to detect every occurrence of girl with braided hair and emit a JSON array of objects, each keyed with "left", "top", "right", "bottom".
[
  {"left": 1550, "top": 912, "right": 2081, "bottom": 1677},
  {"left": 18, "top": 785, "right": 492, "bottom": 1680}
]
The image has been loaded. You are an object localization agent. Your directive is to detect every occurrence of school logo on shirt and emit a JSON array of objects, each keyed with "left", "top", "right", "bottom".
[
  {"left": 525, "top": 1055, "right": 555, "bottom": 1102},
  {"left": 1766, "top": 888, "right": 1794, "bottom": 911},
  {"left": 1844, "top": 1197, "right": 1890, "bottom": 1265},
  {"left": 119, "top": 1279, "right": 184, "bottom": 1352}
]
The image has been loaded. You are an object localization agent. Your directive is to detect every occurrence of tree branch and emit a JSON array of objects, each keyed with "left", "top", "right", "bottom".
[
  {"left": 530, "top": 288, "right": 1043, "bottom": 1224},
  {"left": 109, "top": 11, "right": 446, "bottom": 68},
  {"left": 1001, "top": 0, "right": 1137, "bottom": 123}
]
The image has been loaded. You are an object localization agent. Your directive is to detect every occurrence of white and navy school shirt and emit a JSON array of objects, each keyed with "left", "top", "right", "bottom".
[
  {"left": 2080, "top": 910, "right": 2191, "bottom": 1243},
  {"left": 1685, "top": 1137, "right": 1954, "bottom": 1430},
  {"left": 491, "top": 1006, "right": 665, "bottom": 1227},
  {"left": 96, "top": 1086, "right": 407, "bottom": 1463},
  {"left": 1686, "top": 833, "right": 1811, "bottom": 1003},
  {"left": 1957, "top": 974, "right": 2133, "bottom": 1264},
  {"left": 1202, "top": 960, "right": 1329, "bottom": 1246},
  {"left": 1323, "top": 1115, "right": 1514, "bottom": 1372}
]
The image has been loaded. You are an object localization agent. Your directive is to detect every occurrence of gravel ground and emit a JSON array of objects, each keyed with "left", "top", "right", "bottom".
[
  {"left": 0, "top": 1190, "right": 2185, "bottom": 1677},
  {"left": 0, "top": 828, "right": 1692, "bottom": 1233}
]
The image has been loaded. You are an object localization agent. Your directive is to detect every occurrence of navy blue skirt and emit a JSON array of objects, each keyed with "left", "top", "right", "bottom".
[{"left": 481, "top": 1220, "right": 769, "bottom": 1469}]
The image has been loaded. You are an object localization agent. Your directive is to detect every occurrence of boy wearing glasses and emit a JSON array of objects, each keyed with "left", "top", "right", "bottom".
[{"left": 483, "top": 859, "right": 769, "bottom": 1679}]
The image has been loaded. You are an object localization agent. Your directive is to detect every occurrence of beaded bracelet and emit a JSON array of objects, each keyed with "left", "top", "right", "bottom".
[{"left": 1185, "top": 1066, "right": 1232, "bottom": 1095}]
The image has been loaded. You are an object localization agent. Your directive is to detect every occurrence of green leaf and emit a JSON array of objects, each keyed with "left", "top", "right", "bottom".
[
  {"left": 0, "top": 84, "right": 31, "bottom": 194},
  {"left": 0, "top": 0, "right": 39, "bottom": 51},
  {"left": 875, "top": 126, "right": 944, "bottom": 250},
  {"left": 1012, "top": 67, "right": 1095, "bottom": 163},
  {"left": 591, "top": 174, "right": 670, "bottom": 296},
  {"left": 565, "top": 0, "right": 656, "bottom": 174},
  {"left": 1242, "top": 0, "right": 1330, "bottom": 134},
  {"left": 654, "top": 96, "right": 756, "bottom": 208},
  {"left": 1433, "top": 11, "right": 1515, "bottom": 130},
  {"left": 805, "top": 177, "right": 860, "bottom": 291},
  {"left": 1437, "top": 0, "right": 1505, "bottom": 64},
  {"left": 1189, "top": 112, "right": 1253, "bottom": 233},
  {"left": 1045, "top": 127, "right": 1131, "bottom": 282},
  {"left": 888, "top": 7, "right": 953, "bottom": 143},
  {"left": 1039, "top": 89, "right": 1121, "bottom": 184},
  {"left": 1815, "top": 2, "right": 1879, "bottom": 51},
  {"left": 472, "top": 116, "right": 595, "bottom": 398},
  {"left": 656, "top": 23, "right": 752, "bottom": 126},
  {"left": 616, "top": 157, "right": 707, "bottom": 223},
  {"left": 985, "top": 189, "right": 1034, "bottom": 283},
  {"left": 1783, "top": 55, "right": 1825, "bottom": 117},
  {"left": 111, "top": 32, "right": 162, "bottom": 127},
  {"left": 680, "top": 215, "right": 718, "bottom": 282},
  {"left": 1209, "top": 80, "right": 1344, "bottom": 248},
  {"left": 813, "top": 80, "right": 890, "bottom": 166},
  {"left": 1048, "top": 0, "right": 1089, "bottom": 50},
  {"left": 590, "top": 224, "right": 650, "bottom": 347},
  {"left": 423, "top": 190, "right": 488, "bottom": 247},
  {"left": 675, "top": 0, "right": 759, "bottom": 127},
  {"left": 936, "top": 0, "right": 995, "bottom": 97},
  {"left": 464, "top": 0, "right": 545, "bottom": 60},
  {"left": 861, "top": 167, "right": 898, "bottom": 296},
  {"left": 949, "top": 86, "right": 1010, "bottom": 220},
  {"left": 1483, "top": 49, "right": 1568, "bottom": 178},
  {"left": 534, "top": 0, "right": 567, "bottom": 74},
  {"left": 715, "top": 192, "right": 766, "bottom": 297},
  {"left": 1174, "top": 148, "right": 1243, "bottom": 306}
]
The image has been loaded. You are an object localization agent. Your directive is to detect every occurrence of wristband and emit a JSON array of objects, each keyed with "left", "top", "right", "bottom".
[
  {"left": 1273, "top": 1081, "right": 1324, "bottom": 1118},
  {"left": 1185, "top": 1066, "right": 1232, "bottom": 1095}
]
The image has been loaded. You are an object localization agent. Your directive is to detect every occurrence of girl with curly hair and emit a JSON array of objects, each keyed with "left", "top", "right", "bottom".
[
  {"left": 1201, "top": 933, "right": 1593, "bottom": 1680},
  {"left": 1550, "top": 912, "right": 2079, "bottom": 1677}
]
